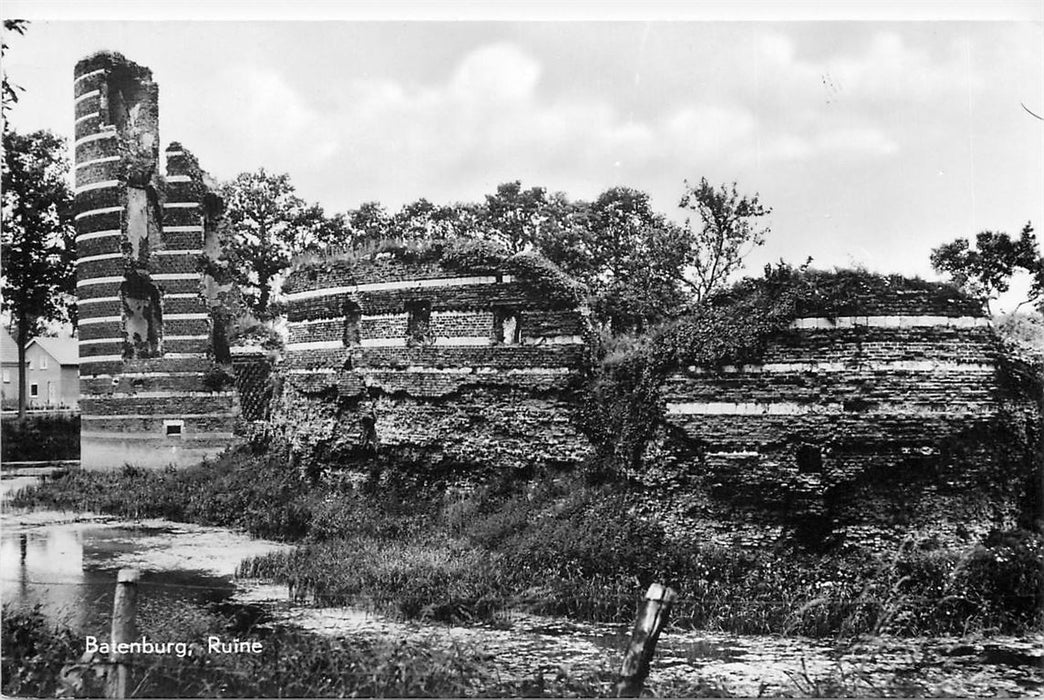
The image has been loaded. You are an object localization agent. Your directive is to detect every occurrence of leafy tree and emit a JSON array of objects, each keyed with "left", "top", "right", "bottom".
[
  {"left": 531, "top": 191, "right": 594, "bottom": 280},
  {"left": 482, "top": 181, "right": 550, "bottom": 254},
  {"left": 218, "top": 168, "right": 348, "bottom": 316},
  {"left": 679, "top": 177, "right": 772, "bottom": 304},
  {"left": 2, "top": 20, "right": 28, "bottom": 119},
  {"left": 581, "top": 187, "right": 690, "bottom": 333},
  {"left": 389, "top": 198, "right": 483, "bottom": 242},
  {"left": 347, "top": 201, "right": 393, "bottom": 247},
  {"left": 1, "top": 130, "right": 76, "bottom": 419},
  {"left": 930, "top": 222, "right": 1044, "bottom": 314}
]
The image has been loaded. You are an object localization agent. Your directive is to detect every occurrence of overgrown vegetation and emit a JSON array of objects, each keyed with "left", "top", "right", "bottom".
[
  {"left": 1, "top": 412, "right": 80, "bottom": 461},
  {"left": 12, "top": 444, "right": 1043, "bottom": 639},
  {"left": 287, "top": 236, "right": 586, "bottom": 308},
  {"left": 579, "top": 262, "right": 812, "bottom": 477},
  {"left": 4, "top": 600, "right": 629, "bottom": 698}
]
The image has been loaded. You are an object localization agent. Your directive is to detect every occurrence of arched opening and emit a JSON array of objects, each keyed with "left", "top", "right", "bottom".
[{"left": 120, "top": 272, "right": 163, "bottom": 359}]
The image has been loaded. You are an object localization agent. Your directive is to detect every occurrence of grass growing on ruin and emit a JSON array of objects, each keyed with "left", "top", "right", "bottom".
[{"left": 12, "top": 445, "right": 1044, "bottom": 638}]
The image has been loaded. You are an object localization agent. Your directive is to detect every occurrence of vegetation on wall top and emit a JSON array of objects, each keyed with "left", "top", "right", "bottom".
[
  {"left": 285, "top": 236, "right": 587, "bottom": 307},
  {"left": 578, "top": 265, "right": 998, "bottom": 480}
]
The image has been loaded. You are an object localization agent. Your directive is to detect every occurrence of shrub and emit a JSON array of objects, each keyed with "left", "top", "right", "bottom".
[
  {"left": 1, "top": 413, "right": 80, "bottom": 462},
  {"left": 1, "top": 605, "right": 81, "bottom": 698}
]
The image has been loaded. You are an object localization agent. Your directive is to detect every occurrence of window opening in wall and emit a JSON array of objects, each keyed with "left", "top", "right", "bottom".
[
  {"left": 210, "top": 312, "right": 232, "bottom": 366},
  {"left": 405, "top": 300, "right": 432, "bottom": 347},
  {"left": 2, "top": 369, "right": 9, "bottom": 383},
  {"left": 344, "top": 300, "right": 362, "bottom": 347},
  {"left": 27, "top": 359, "right": 33, "bottom": 370},
  {"left": 40, "top": 356, "right": 48, "bottom": 370},
  {"left": 30, "top": 383, "right": 39, "bottom": 398},
  {"left": 796, "top": 444, "right": 823, "bottom": 474},
  {"left": 493, "top": 307, "right": 521, "bottom": 345},
  {"left": 120, "top": 272, "right": 164, "bottom": 359},
  {"left": 164, "top": 419, "right": 184, "bottom": 438}
]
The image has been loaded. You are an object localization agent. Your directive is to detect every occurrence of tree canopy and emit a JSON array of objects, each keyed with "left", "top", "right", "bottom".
[
  {"left": 334, "top": 178, "right": 772, "bottom": 334},
  {"left": 1, "top": 129, "right": 76, "bottom": 417},
  {"left": 679, "top": 178, "right": 772, "bottom": 304},
  {"left": 218, "top": 168, "right": 349, "bottom": 317},
  {"left": 930, "top": 222, "right": 1044, "bottom": 315}
]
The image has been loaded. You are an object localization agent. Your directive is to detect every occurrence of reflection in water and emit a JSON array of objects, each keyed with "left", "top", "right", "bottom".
[
  {"left": 2, "top": 476, "right": 1042, "bottom": 697},
  {"left": 0, "top": 520, "right": 249, "bottom": 637},
  {"left": 2, "top": 524, "right": 91, "bottom": 630}
]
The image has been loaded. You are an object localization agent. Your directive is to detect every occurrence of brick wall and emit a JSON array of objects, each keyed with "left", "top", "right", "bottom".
[
  {"left": 74, "top": 52, "right": 237, "bottom": 469},
  {"left": 636, "top": 303, "right": 1041, "bottom": 552},
  {"left": 273, "top": 256, "right": 595, "bottom": 473}
]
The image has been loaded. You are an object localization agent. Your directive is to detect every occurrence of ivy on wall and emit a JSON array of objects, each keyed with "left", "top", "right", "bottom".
[
  {"left": 579, "top": 263, "right": 810, "bottom": 478},
  {"left": 284, "top": 238, "right": 586, "bottom": 308}
]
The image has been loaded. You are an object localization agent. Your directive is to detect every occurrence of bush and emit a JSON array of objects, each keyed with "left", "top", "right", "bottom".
[
  {"left": 2, "top": 602, "right": 504, "bottom": 698},
  {"left": 14, "top": 446, "right": 1042, "bottom": 638},
  {"left": 1, "top": 413, "right": 80, "bottom": 462},
  {"left": 1, "top": 605, "right": 81, "bottom": 697}
]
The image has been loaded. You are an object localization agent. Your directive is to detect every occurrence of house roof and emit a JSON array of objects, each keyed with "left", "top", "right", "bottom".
[
  {"left": 28, "top": 337, "right": 79, "bottom": 366},
  {"left": 0, "top": 330, "right": 19, "bottom": 364}
]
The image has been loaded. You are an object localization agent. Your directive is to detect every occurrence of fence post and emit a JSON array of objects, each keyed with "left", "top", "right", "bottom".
[
  {"left": 616, "top": 582, "right": 677, "bottom": 698},
  {"left": 106, "top": 568, "right": 140, "bottom": 699}
]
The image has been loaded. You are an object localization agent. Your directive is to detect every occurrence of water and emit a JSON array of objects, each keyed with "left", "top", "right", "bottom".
[
  {"left": 0, "top": 513, "right": 291, "bottom": 636},
  {"left": 252, "top": 599, "right": 1044, "bottom": 696},
  {"left": 3, "top": 469, "right": 1042, "bottom": 697}
]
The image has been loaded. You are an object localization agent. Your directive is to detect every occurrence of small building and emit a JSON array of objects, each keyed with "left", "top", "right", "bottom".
[{"left": 1, "top": 331, "right": 80, "bottom": 410}]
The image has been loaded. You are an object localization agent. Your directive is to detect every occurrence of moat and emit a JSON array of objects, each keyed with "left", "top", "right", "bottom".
[{"left": 3, "top": 489, "right": 1041, "bottom": 697}]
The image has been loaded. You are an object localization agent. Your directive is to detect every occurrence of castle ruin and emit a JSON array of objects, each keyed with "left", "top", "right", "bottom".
[
  {"left": 74, "top": 52, "right": 236, "bottom": 468},
  {"left": 71, "top": 53, "right": 1041, "bottom": 550}
]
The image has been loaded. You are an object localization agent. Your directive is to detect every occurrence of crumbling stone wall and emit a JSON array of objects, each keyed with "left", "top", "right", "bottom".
[
  {"left": 74, "top": 52, "right": 237, "bottom": 468},
  {"left": 636, "top": 283, "right": 1042, "bottom": 551},
  {"left": 272, "top": 256, "right": 595, "bottom": 478}
]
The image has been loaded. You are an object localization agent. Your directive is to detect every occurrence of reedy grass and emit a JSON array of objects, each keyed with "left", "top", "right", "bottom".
[{"left": 11, "top": 446, "right": 1043, "bottom": 638}]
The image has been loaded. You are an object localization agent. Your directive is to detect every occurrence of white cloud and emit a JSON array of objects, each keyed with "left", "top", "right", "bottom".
[
  {"left": 211, "top": 43, "right": 779, "bottom": 205},
  {"left": 449, "top": 43, "right": 542, "bottom": 101}
]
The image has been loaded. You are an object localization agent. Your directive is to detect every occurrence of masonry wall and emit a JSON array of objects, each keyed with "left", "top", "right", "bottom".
[
  {"left": 273, "top": 257, "right": 594, "bottom": 477},
  {"left": 74, "top": 52, "right": 237, "bottom": 469},
  {"left": 638, "top": 285, "right": 1042, "bottom": 551}
]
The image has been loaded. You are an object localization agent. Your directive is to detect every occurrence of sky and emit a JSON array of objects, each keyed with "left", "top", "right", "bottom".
[{"left": 3, "top": 3, "right": 1043, "bottom": 311}]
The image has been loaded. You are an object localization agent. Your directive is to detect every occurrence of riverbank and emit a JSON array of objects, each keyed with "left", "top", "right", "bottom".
[
  {"left": 3, "top": 504, "right": 1041, "bottom": 697},
  {"left": 10, "top": 444, "right": 1043, "bottom": 639}
]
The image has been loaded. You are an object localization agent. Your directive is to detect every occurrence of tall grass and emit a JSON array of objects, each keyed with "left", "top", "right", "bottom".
[
  {"left": 12, "top": 446, "right": 1043, "bottom": 637},
  {"left": 1, "top": 603, "right": 505, "bottom": 698}
]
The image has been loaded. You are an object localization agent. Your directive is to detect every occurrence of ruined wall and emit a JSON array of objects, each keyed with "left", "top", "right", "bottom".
[
  {"left": 273, "top": 255, "right": 594, "bottom": 477},
  {"left": 638, "top": 283, "right": 1042, "bottom": 551},
  {"left": 74, "top": 52, "right": 237, "bottom": 469}
]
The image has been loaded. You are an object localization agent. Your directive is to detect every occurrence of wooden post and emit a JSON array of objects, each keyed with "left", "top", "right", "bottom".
[
  {"left": 616, "top": 583, "right": 677, "bottom": 698},
  {"left": 106, "top": 568, "right": 140, "bottom": 699}
]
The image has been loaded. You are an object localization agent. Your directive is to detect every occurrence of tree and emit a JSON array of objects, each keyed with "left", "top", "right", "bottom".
[
  {"left": 930, "top": 222, "right": 1043, "bottom": 315},
  {"left": 581, "top": 187, "right": 690, "bottom": 333},
  {"left": 482, "top": 181, "right": 550, "bottom": 254},
  {"left": 1, "top": 130, "right": 76, "bottom": 419},
  {"left": 347, "top": 201, "right": 393, "bottom": 248},
  {"left": 389, "top": 198, "right": 483, "bottom": 242},
  {"left": 2, "top": 20, "right": 28, "bottom": 119},
  {"left": 218, "top": 168, "right": 348, "bottom": 317},
  {"left": 531, "top": 191, "right": 594, "bottom": 280},
  {"left": 679, "top": 178, "right": 772, "bottom": 304}
]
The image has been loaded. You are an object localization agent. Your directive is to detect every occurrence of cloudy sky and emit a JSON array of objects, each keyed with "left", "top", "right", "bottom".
[{"left": 4, "top": 4, "right": 1042, "bottom": 309}]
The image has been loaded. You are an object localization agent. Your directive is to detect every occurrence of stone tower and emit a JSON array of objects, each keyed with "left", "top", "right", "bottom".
[{"left": 74, "top": 52, "right": 236, "bottom": 468}]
